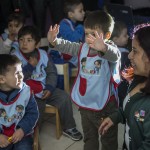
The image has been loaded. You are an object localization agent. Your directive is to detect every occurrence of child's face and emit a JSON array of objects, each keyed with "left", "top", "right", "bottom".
[
  {"left": 0, "top": 63, "right": 23, "bottom": 91},
  {"left": 114, "top": 28, "right": 129, "bottom": 47},
  {"left": 85, "top": 28, "right": 104, "bottom": 44},
  {"left": 19, "top": 34, "right": 38, "bottom": 53},
  {"left": 8, "top": 21, "right": 23, "bottom": 36},
  {"left": 69, "top": 3, "right": 85, "bottom": 22}
]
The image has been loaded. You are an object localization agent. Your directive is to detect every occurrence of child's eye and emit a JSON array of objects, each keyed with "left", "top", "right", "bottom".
[
  {"left": 8, "top": 24, "right": 12, "bottom": 28},
  {"left": 28, "top": 39, "right": 33, "bottom": 42},
  {"left": 15, "top": 24, "right": 19, "bottom": 28}
]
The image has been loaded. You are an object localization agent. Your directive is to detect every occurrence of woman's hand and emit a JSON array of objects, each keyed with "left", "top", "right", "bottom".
[{"left": 99, "top": 117, "right": 114, "bottom": 135}]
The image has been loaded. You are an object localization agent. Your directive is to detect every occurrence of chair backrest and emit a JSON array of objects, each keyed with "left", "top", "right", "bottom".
[
  {"left": 104, "top": 3, "right": 134, "bottom": 33},
  {"left": 40, "top": 37, "right": 70, "bottom": 93},
  {"left": 40, "top": 37, "right": 49, "bottom": 47},
  {"left": 55, "top": 63, "right": 70, "bottom": 93}
]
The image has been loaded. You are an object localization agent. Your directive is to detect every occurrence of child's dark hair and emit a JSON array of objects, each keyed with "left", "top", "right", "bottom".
[
  {"left": 8, "top": 12, "right": 25, "bottom": 26},
  {"left": 18, "top": 25, "right": 41, "bottom": 44},
  {"left": 111, "top": 21, "right": 127, "bottom": 39},
  {"left": 84, "top": 10, "right": 114, "bottom": 34},
  {"left": 64, "top": 0, "right": 82, "bottom": 17},
  {"left": 0, "top": 54, "right": 21, "bottom": 75}
]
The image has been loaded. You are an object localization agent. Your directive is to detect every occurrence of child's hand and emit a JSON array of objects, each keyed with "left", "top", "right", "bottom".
[
  {"left": 47, "top": 24, "right": 59, "bottom": 46},
  {"left": 42, "top": 90, "right": 51, "bottom": 100},
  {"left": 87, "top": 31, "right": 107, "bottom": 53},
  {"left": 98, "top": 117, "right": 114, "bottom": 135},
  {"left": 12, "top": 128, "right": 24, "bottom": 144},
  {"left": 28, "top": 56, "right": 38, "bottom": 67},
  {"left": 0, "top": 134, "right": 10, "bottom": 148}
]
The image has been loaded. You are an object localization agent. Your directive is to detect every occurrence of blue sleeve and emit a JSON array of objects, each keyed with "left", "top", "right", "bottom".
[
  {"left": 59, "top": 20, "right": 84, "bottom": 42},
  {"left": 17, "top": 94, "right": 39, "bottom": 135}
]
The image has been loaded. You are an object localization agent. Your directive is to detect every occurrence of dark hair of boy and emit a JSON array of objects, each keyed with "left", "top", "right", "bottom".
[
  {"left": 7, "top": 12, "right": 25, "bottom": 26},
  {"left": 64, "top": 0, "right": 82, "bottom": 17},
  {"left": 84, "top": 10, "right": 114, "bottom": 34},
  {"left": 0, "top": 54, "right": 21, "bottom": 75},
  {"left": 18, "top": 25, "right": 41, "bottom": 45},
  {"left": 111, "top": 21, "right": 127, "bottom": 39}
]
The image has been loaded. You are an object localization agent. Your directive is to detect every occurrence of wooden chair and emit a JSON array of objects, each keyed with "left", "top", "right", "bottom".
[
  {"left": 33, "top": 125, "right": 41, "bottom": 150},
  {"left": 45, "top": 63, "right": 70, "bottom": 139}
]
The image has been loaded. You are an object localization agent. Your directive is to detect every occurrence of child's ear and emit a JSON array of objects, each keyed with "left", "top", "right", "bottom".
[
  {"left": 105, "top": 32, "right": 111, "bottom": 40},
  {"left": 68, "top": 11, "right": 73, "bottom": 18},
  {"left": 0, "top": 75, "right": 5, "bottom": 84}
]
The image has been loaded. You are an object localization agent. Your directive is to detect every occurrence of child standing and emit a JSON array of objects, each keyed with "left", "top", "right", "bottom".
[
  {"left": 11, "top": 25, "right": 82, "bottom": 141},
  {"left": 0, "top": 12, "right": 25, "bottom": 54},
  {"left": 110, "top": 21, "right": 131, "bottom": 107},
  {"left": 0, "top": 54, "right": 39, "bottom": 150},
  {"left": 48, "top": 10, "right": 121, "bottom": 150}
]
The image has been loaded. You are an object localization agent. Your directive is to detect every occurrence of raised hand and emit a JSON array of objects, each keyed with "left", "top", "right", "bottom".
[
  {"left": 47, "top": 24, "right": 60, "bottom": 45},
  {"left": 87, "top": 31, "right": 107, "bottom": 53},
  {"left": 98, "top": 117, "right": 114, "bottom": 135}
]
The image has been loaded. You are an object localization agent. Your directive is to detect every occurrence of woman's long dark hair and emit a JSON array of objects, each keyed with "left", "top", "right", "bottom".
[{"left": 133, "top": 24, "right": 150, "bottom": 94}]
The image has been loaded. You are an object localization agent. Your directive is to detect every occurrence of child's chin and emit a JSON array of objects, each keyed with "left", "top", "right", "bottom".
[{"left": 17, "top": 83, "right": 23, "bottom": 89}]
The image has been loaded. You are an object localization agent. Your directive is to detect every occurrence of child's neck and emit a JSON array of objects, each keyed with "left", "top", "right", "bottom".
[{"left": 68, "top": 18, "right": 76, "bottom": 23}]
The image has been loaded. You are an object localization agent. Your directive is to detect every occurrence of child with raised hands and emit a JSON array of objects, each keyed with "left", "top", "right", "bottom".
[{"left": 48, "top": 10, "right": 121, "bottom": 150}]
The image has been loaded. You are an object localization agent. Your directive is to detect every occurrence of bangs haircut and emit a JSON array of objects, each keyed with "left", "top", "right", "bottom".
[
  {"left": 64, "top": 0, "right": 82, "bottom": 16},
  {"left": 0, "top": 54, "right": 21, "bottom": 75},
  {"left": 84, "top": 10, "right": 114, "bottom": 34},
  {"left": 18, "top": 25, "right": 41, "bottom": 44}
]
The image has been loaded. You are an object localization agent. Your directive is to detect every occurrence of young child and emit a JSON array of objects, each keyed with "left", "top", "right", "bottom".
[
  {"left": 11, "top": 25, "right": 82, "bottom": 141},
  {"left": 49, "top": 0, "right": 85, "bottom": 67},
  {"left": 47, "top": 10, "right": 121, "bottom": 150},
  {"left": 58, "top": 0, "right": 85, "bottom": 66},
  {"left": 0, "top": 54, "right": 39, "bottom": 150},
  {"left": 0, "top": 12, "right": 25, "bottom": 54},
  {"left": 110, "top": 21, "right": 131, "bottom": 107},
  {"left": 49, "top": 0, "right": 85, "bottom": 90},
  {"left": 99, "top": 23, "right": 150, "bottom": 150}
]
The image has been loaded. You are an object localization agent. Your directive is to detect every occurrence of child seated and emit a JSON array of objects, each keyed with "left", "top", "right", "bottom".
[
  {"left": 11, "top": 25, "right": 82, "bottom": 141},
  {"left": 110, "top": 21, "right": 131, "bottom": 106},
  {"left": 0, "top": 12, "right": 25, "bottom": 54},
  {"left": 49, "top": 0, "right": 85, "bottom": 67},
  {"left": 0, "top": 54, "right": 39, "bottom": 150}
]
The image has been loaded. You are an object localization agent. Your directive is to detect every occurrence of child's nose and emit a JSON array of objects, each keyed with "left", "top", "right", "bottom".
[{"left": 23, "top": 40, "right": 27, "bottom": 45}]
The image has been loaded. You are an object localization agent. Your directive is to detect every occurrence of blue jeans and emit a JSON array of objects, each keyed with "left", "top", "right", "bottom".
[{"left": 0, "top": 136, "right": 33, "bottom": 150}]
